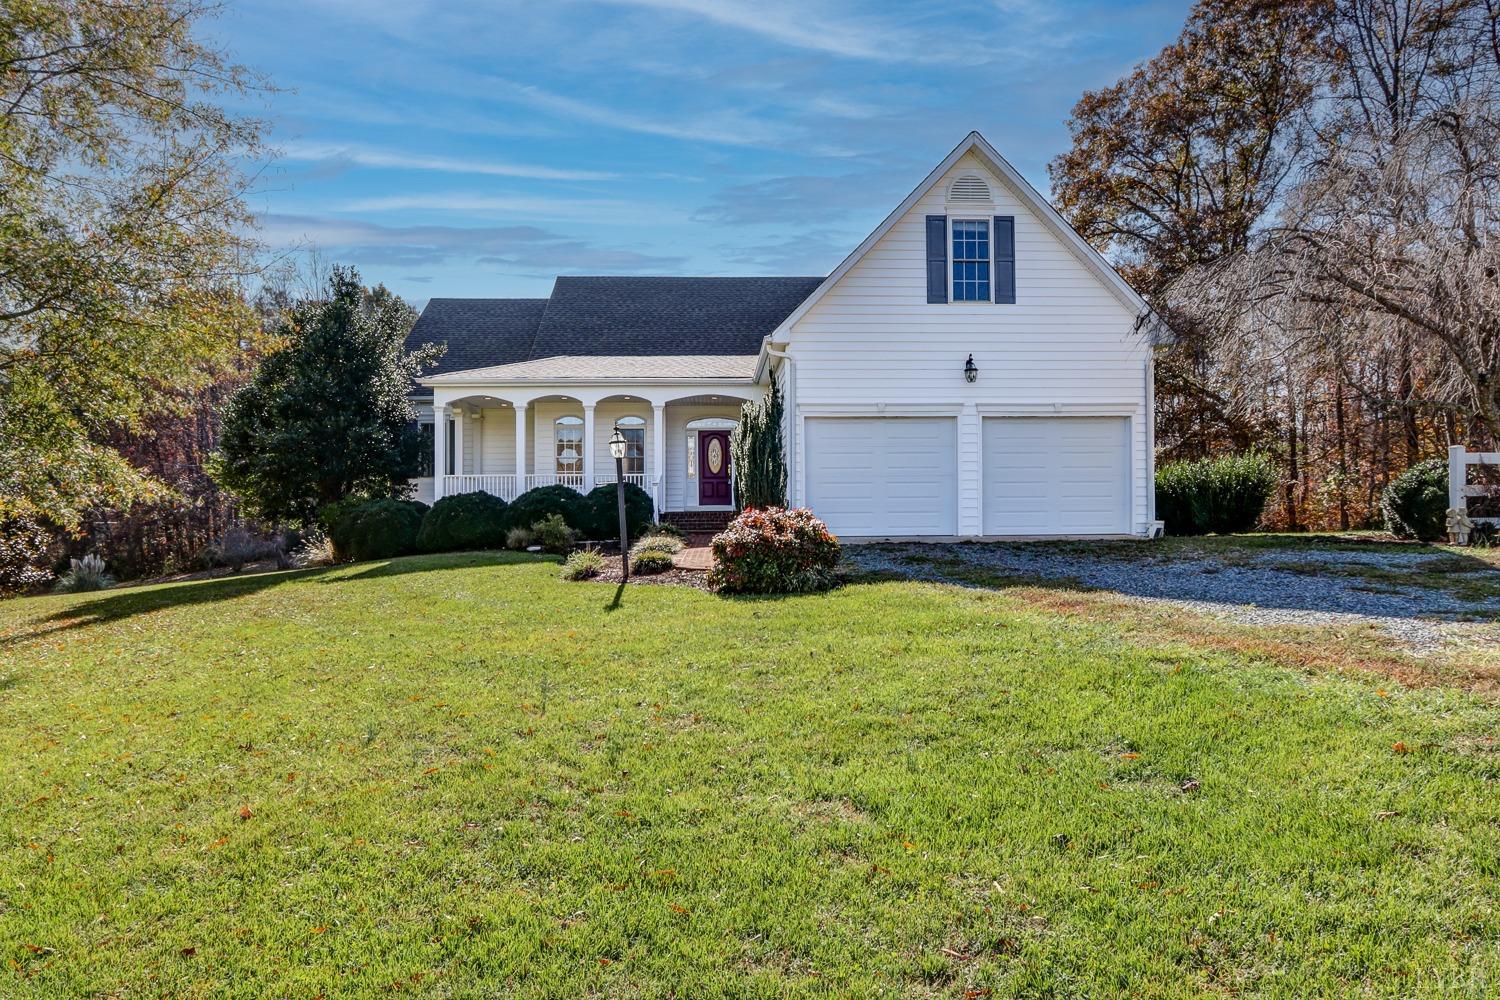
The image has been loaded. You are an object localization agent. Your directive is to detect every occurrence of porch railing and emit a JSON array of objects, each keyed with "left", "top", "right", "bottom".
[
  {"left": 441, "top": 474, "right": 518, "bottom": 501},
  {"left": 593, "top": 473, "right": 649, "bottom": 491},
  {"left": 525, "top": 473, "right": 587, "bottom": 492}
]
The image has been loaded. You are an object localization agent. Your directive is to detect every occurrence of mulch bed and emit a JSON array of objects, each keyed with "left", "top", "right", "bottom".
[{"left": 586, "top": 553, "right": 713, "bottom": 591}]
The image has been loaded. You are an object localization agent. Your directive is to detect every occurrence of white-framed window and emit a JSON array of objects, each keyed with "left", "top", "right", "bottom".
[
  {"left": 951, "top": 218, "right": 991, "bottom": 302},
  {"left": 617, "top": 415, "right": 646, "bottom": 475},
  {"left": 555, "top": 415, "right": 583, "bottom": 473}
]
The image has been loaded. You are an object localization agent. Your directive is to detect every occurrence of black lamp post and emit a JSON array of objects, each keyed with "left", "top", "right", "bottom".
[{"left": 609, "top": 424, "right": 629, "bottom": 582}]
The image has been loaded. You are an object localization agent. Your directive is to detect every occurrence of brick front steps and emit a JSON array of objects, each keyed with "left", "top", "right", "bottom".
[{"left": 660, "top": 510, "right": 736, "bottom": 534}]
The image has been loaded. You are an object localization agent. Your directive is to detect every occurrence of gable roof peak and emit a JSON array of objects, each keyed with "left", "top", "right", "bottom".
[{"left": 759, "top": 130, "right": 1146, "bottom": 341}]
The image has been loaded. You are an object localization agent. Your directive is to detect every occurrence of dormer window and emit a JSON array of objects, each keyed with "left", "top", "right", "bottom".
[{"left": 951, "top": 219, "right": 991, "bottom": 301}]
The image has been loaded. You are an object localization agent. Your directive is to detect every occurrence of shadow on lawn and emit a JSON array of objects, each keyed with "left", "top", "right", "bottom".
[{"left": 5, "top": 552, "right": 552, "bottom": 646}]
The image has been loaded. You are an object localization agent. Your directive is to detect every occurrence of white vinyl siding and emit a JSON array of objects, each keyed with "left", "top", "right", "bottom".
[
  {"left": 982, "top": 417, "right": 1130, "bottom": 535},
  {"left": 787, "top": 151, "right": 1151, "bottom": 535},
  {"left": 805, "top": 417, "right": 957, "bottom": 537}
]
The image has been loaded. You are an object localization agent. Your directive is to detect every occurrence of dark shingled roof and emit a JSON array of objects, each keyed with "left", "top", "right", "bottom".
[
  {"left": 529, "top": 276, "right": 824, "bottom": 358},
  {"left": 405, "top": 297, "right": 548, "bottom": 377},
  {"left": 405, "top": 276, "right": 823, "bottom": 388}
]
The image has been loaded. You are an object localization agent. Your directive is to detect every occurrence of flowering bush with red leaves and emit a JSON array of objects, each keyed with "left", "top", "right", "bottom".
[{"left": 707, "top": 507, "right": 840, "bottom": 594}]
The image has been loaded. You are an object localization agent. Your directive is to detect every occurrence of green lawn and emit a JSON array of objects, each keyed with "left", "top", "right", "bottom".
[{"left": 2, "top": 552, "right": 1498, "bottom": 997}]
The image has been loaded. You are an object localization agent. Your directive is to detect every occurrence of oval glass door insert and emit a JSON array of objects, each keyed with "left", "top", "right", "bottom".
[{"left": 707, "top": 437, "right": 724, "bottom": 474}]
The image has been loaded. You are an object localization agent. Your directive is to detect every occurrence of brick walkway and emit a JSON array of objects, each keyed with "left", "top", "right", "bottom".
[{"left": 672, "top": 546, "right": 713, "bottom": 571}]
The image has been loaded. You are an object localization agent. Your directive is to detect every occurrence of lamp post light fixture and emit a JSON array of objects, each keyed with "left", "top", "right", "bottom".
[
  {"left": 608, "top": 424, "right": 630, "bottom": 582},
  {"left": 964, "top": 354, "right": 978, "bottom": 383}
]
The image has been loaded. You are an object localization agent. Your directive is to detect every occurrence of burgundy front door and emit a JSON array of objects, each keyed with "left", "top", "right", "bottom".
[{"left": 698, "top": 430, "right": 732, "bottom": 505}]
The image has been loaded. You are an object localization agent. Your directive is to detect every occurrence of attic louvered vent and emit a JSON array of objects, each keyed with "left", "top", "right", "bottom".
[{"left": 948, "top": 175, "right": 991, "bottom": 203}]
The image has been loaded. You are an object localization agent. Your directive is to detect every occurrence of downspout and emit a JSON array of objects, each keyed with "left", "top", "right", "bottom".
[
  {"left": 765, "top": 347, "right": 795, "bottom": 507},
  {"left": 1146, "top": 352, "right": 1158, "bottom": 531}
]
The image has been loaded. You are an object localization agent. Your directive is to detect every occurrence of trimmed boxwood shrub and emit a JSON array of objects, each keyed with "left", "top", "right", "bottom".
[
  {"left": 582, "top": 483, "right": 654, "bottom": 540},
  {"left": 1380, "top": 457, "right": 1448, "bottom": 542},
  {"left": 1155, "top": 453, "right": 1278, "bottom": 536},
  {"left": 330, "top": 499, "right": 427, "bottom": 561},
  {"left": 504, "top": 485, "right": 590, "bottom": 534},
  {"left": 708, "top": 506, "right": 840, "bottom": 594},
  {"left": 417, "top": 491, "right": 509, "bottom": 552}
]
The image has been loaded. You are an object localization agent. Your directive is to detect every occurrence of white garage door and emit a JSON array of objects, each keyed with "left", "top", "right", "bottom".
[
  {"left": 805, "top": 417, "right": 957, "bottom": 537},
  {"left": 983, "top": 417, "right": 1130, "bottom": 535}
]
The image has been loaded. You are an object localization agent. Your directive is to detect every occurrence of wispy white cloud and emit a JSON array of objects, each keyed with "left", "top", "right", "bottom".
[
  {"left": 488, "top": 78, "right": 783, "bottom": 147},
  {"left": 341, "top": 193, "right": 617, "bottom": 214},
  {"left": 280, "top": 140, "right": 615, "bottom": 181},
  {"left": 587, "top": 0, "right": 931, "bottom": 62},
  {"left": 259, "top": 213, "right": 688, "bottom": 273}
]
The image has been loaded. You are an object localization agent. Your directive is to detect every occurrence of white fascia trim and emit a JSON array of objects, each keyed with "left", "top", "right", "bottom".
[
  {"left": 974, "top": 403, "right": 1141, "bottom": 417},
  {"left": 418, "top": 376, "right": 758, "bottom": 389},
  {"left": 799, "top": 403, "right": 964, "bottom": 417},
  {"left": 757, "top": 131, "right": 1147, "bottom": 357}
]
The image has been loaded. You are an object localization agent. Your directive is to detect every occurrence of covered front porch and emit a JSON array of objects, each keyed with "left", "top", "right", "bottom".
[{"left": 417, "top": 383, "right": 761, "bottom": 515}]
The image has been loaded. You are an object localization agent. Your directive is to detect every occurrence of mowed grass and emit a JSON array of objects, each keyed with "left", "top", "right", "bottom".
[{"left": 2, "top": 553, "right": 1498, "bottom": 997}]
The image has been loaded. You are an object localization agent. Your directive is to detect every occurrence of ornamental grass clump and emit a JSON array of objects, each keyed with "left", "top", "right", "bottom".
[
  {"left": 560, "top": 549, "right": 605, "bottom": 581},
  {"left": 707, "top": 507, "right": 840, "bottom": 594},
  {"left": 628, "top": 534, "right": 683, "bottom": 574},
  {"left": 54, "top": 553, "right": 114, "bottom": 593}
]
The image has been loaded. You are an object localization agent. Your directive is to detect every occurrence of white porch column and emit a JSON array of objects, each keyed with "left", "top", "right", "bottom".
[
  {"left": 514, "top": 403, "right": 528, "bottom": 488},
  {"left": 474, "top": 409, "right": 485, "bottom": 475},
  {"left": 652, "top": 403, "right": 666, "bottom": 511},
  {"left": 582, "top": 404, "right": 596, "bottom": 489},
  {"left": 432, "top": 404, "right": 447, "bottom": 501},
  {"left": 452, "top": 406, "right": 465, "bottom": 480}
]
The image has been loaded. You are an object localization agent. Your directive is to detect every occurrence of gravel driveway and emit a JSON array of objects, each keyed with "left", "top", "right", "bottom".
[{"left": 846, "top": 541, "right": 1500, "bottom": 653}]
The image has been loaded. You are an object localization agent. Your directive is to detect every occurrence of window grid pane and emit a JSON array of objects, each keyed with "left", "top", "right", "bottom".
[
  {"left": 555, "top": 427, "right": 583, "bottom": 473},
  {"left": 952, "top": 220, "right": 991, "bottom": 301},
  {"left": 623, "top": 428, "right": 645, "bottom": 475}
]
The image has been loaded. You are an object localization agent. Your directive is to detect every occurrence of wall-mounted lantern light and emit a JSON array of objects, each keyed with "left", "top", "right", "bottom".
[{"left": 964, "top": 354, "right": 978, "bottom": 383}]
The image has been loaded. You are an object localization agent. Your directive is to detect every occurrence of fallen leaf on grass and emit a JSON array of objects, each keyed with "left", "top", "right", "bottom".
[
  {"left": 1119, "top": 752, "right": 1140, "bottom": 760},
  {"left": 668, "top": 903, "right": 690, "bottom": 916},
  {"left": 1392, "top": 742, "right": 1411, "bottom": 754},
  {"left": 238, "top": 806, "right": 252, "bottom": 821},
  {"left": 310, "top": 926, "right": 327, "bottom": 935},
  {"left": 179, "top": 946, "right": 196, "bottom": 957},
  {"left": 1376, "top": 810, "right": 1402, "bottom": 820}
]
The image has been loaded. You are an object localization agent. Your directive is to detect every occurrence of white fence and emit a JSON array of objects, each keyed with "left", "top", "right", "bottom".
[{"left": 1449, "top": 445, "right": 1500, "bottom": 536}]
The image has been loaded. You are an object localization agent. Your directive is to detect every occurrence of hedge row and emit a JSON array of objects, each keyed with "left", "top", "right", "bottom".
[{"left": 326, "top": 484, "right": 655, "bottom": 561}]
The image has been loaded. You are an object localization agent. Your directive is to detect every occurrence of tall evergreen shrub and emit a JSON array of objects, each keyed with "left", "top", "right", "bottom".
[{"left": 730, "top": 378, "right": 786, "bottom": 509}]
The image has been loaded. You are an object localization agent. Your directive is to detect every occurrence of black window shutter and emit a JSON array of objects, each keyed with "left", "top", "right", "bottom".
[
  {"left": 925, "top": 215, "right": 947, "bottom": 303},
  {"left": 994, "top": 215, "right": 1015, "bottom": 304}
]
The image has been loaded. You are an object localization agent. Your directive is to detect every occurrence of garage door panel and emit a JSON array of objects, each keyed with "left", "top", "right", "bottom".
[
  {"left": 806, "top": 418, "right": 956, "bottom": 537},
  {"left": 983, "top": 417, "right": 1129, "bottom": 535}
]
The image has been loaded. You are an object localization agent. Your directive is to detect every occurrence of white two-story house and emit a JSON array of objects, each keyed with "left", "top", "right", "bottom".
[{"left": 407, "top": 131, "right": 1157, "bottom": 539}]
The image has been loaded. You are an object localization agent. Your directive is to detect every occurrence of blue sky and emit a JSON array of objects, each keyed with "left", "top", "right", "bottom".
[{"left": 214, "top": 0, "right": 1190, "bottom": 304}]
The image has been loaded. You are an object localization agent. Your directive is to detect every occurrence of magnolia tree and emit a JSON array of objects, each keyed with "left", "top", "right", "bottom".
[{"left": 212, "top": 268, "right": 439, "bottom": 526}]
